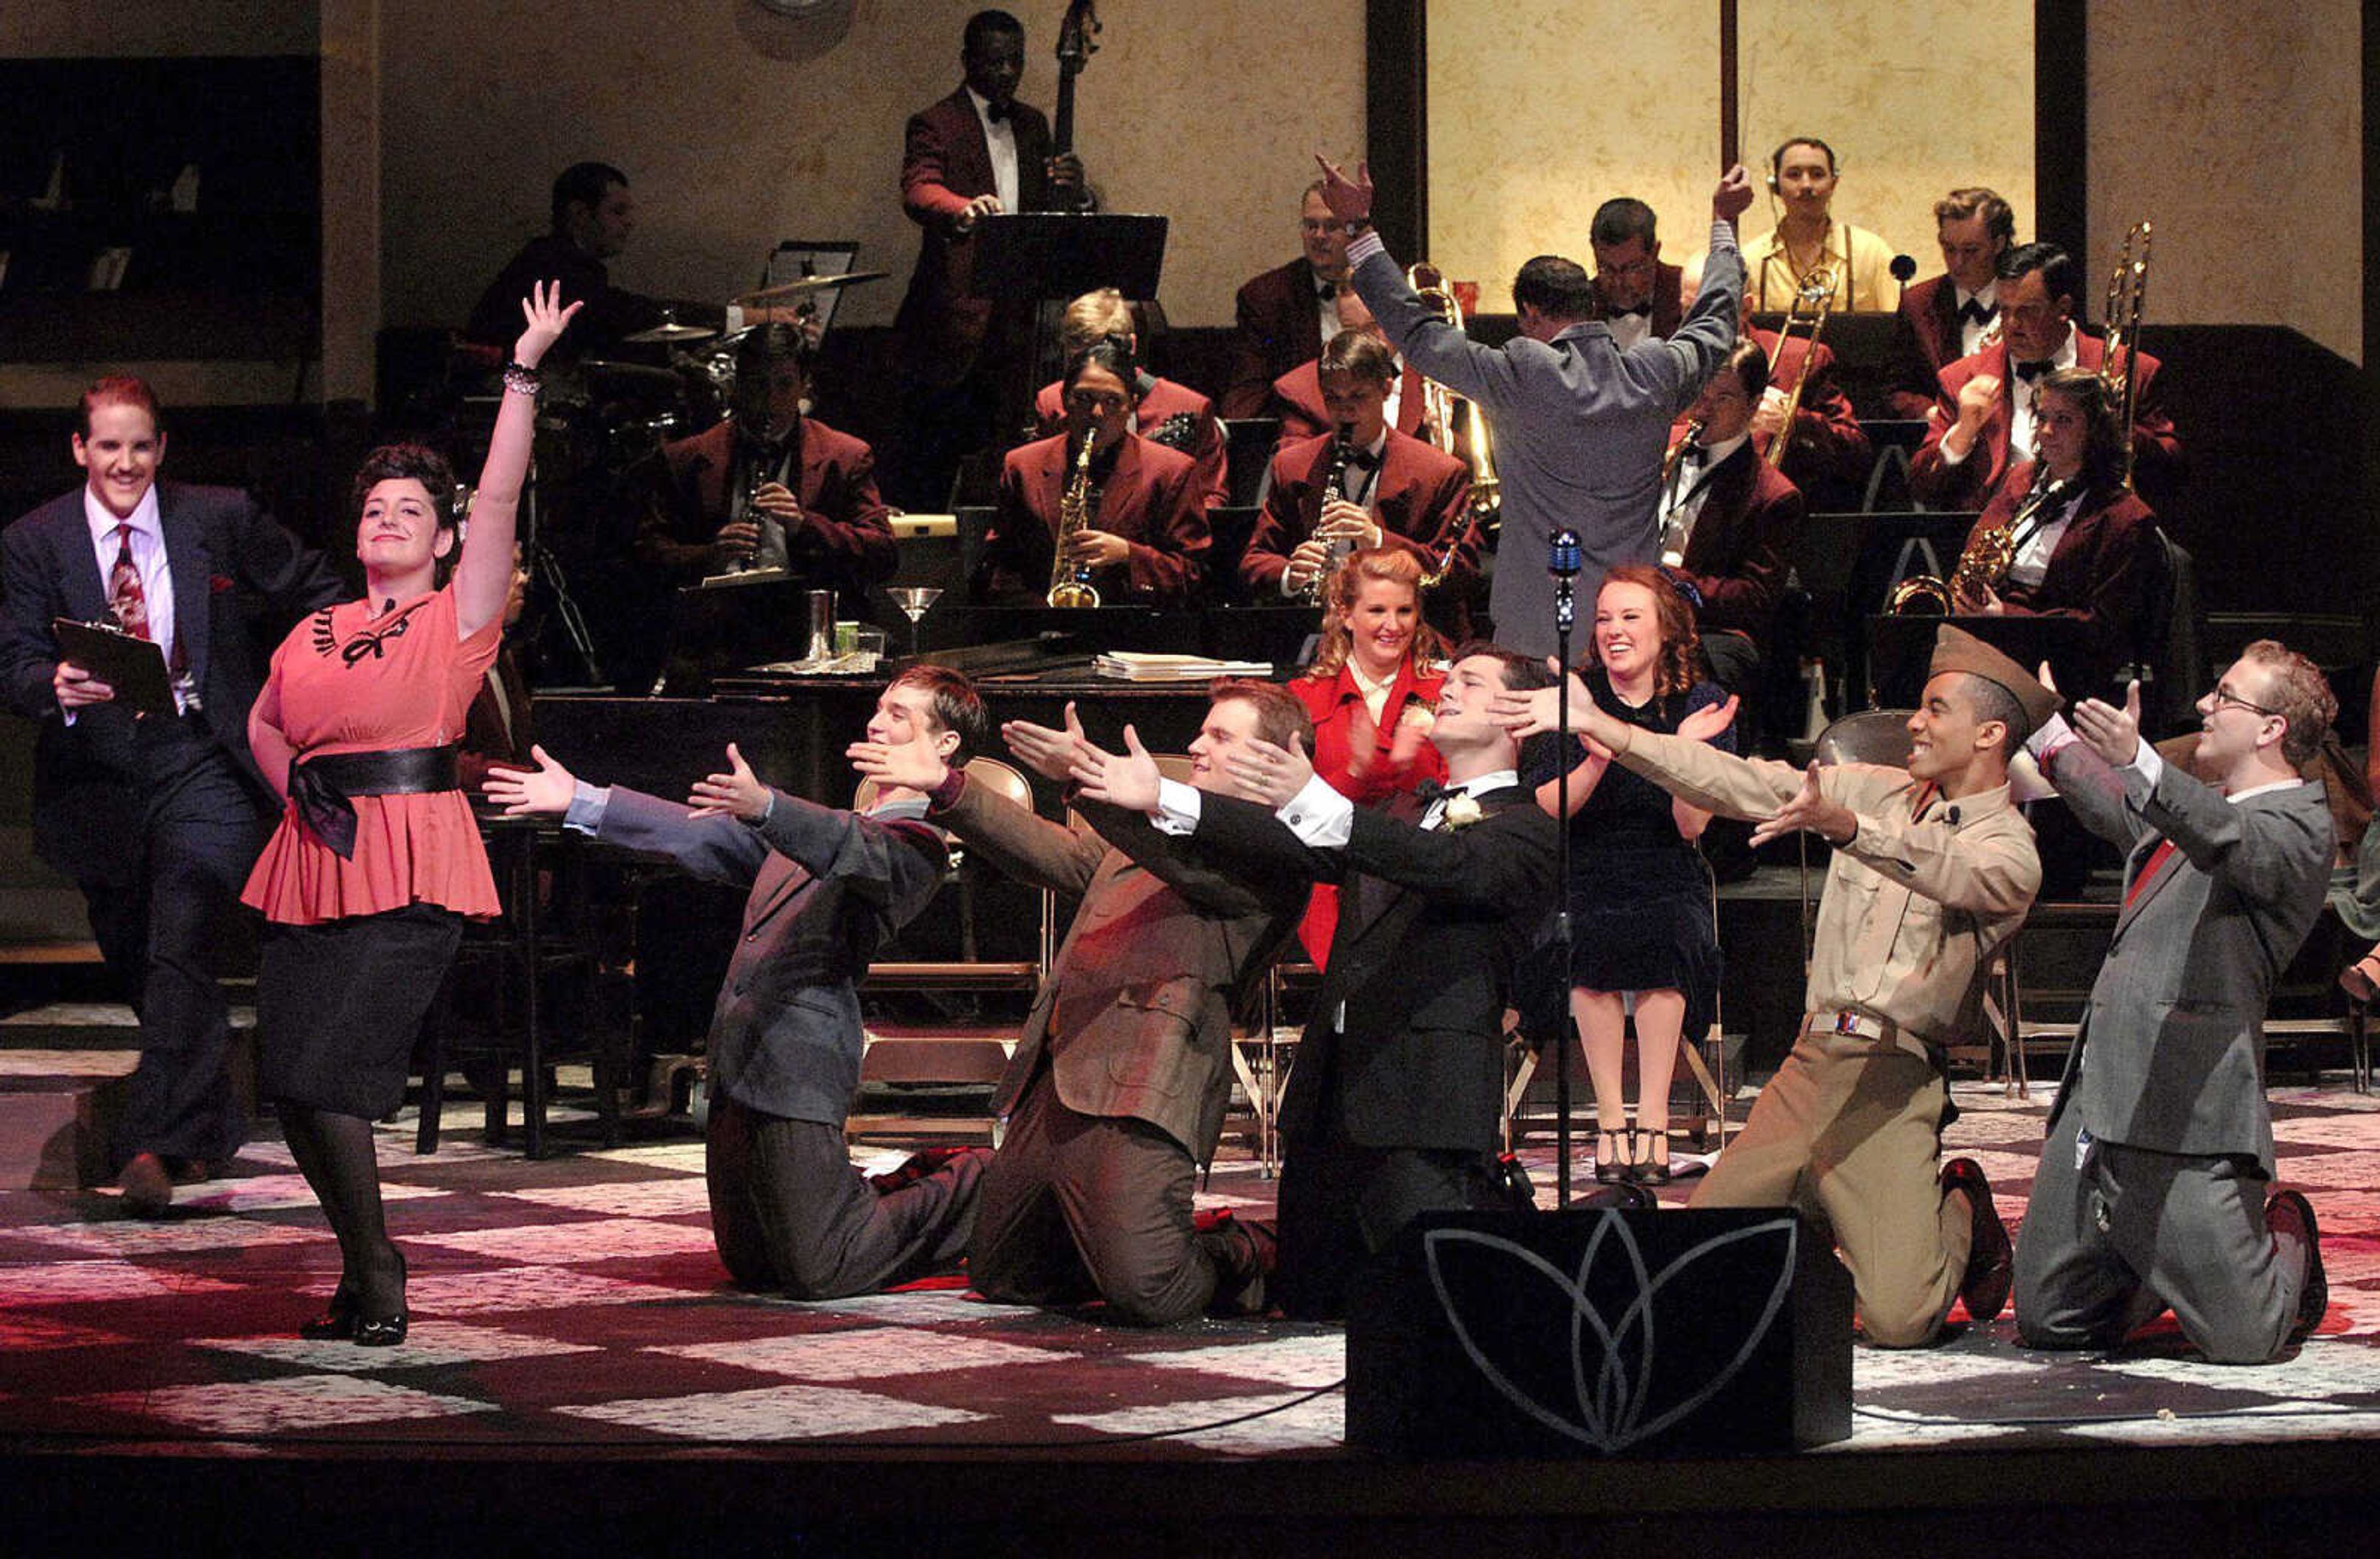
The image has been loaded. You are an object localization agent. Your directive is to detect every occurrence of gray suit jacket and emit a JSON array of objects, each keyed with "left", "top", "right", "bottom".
[
  {"left": 1350, "top": 224, "right": 1744, "bottom": 658},
  {"left": 935, "top": 778, "right": 1306, "bottom": 1164},
  {"left": 595, "top": 785, "right": 947, "bottom": 1127},
  {"left": 2047, "top": 744, "right": 2332, "bottom": 1173}
]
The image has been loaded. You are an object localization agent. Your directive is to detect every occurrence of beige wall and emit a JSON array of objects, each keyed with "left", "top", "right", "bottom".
[
  {"left": 1427, "top": 1, "right": 2034, "bottom": 313},
  {"left": 377, "top": 1, "right": 1367, "bottom": 334},
  {"left": 2087, "top": 0, "right": 2361, "bottom": 361}
]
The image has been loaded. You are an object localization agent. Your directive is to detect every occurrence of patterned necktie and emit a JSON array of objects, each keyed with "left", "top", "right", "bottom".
[{"left": 108, "top": 524, "right": 151, "bottom": 640}]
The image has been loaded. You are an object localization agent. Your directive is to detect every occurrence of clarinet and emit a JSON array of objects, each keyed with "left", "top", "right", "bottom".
[{"left": 1304, "top": 422, "right": 1358, "bottom": 604}]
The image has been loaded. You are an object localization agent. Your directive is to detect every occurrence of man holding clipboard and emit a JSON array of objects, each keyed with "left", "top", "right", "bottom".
[{"left": 0, "top": 377, "right": 340, "bottom": 1214}]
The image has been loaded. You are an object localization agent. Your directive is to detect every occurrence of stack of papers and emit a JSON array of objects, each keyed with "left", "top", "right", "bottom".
[{"left": 1093, "top": 652, "right": 1274, "bottom": 682}]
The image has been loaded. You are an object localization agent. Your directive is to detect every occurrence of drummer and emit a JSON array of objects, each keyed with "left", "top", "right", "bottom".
[{"left": 464, "top": 162, "right": 820, "bottom": 359}]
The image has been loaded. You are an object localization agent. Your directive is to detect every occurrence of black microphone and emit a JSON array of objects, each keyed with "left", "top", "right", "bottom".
[
  {"left": 1549, "top": 526, "right": 1581, "bottom": 633},
  {"left": 1890, "top": 253, "right": 1916, "bottom": 309}
]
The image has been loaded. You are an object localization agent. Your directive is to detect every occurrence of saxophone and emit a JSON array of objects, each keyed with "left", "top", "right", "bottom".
[
  {"left": 1887, "top": 465, "right": 2078, "bottom": 614},
  {"left": 1303, "top": 423, "right": 1358, "bottom": 604},
  {"left": 1046, "top": 433, "right": 1103, "bottom": 608}
]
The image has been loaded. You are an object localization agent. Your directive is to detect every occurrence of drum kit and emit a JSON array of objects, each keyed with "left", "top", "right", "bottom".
[{"left": 474, "top": 270, "right": 888, "bottom": 686}]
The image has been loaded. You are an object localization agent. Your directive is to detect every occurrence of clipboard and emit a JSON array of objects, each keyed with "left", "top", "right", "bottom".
[{"left": 52, "top": 617, "right": 175, "bottom": 717}]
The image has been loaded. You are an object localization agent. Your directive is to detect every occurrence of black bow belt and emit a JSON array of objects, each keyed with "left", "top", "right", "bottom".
[{"left": 290, "top": 745, "right": 461, "bottom": 860}]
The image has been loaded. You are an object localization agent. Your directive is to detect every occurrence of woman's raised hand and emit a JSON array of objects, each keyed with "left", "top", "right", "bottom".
[{"left": 514, "top": 280, "right": 583, "bottom": 371}]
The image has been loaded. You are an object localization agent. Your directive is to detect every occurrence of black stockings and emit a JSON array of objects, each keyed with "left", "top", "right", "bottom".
[{"left": 280, "top": 1103, "right": 403, "bottom": 1313}]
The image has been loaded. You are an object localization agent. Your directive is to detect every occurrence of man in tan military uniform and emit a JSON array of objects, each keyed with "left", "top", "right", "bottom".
[{"left": 1496, "top": 625, "right": 2052, "bottom": 1346}]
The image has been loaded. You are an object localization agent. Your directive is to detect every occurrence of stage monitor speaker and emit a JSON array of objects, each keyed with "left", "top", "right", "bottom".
[{"left": 1347, "top": 1207, "right": 1852, "bottom": 1457}]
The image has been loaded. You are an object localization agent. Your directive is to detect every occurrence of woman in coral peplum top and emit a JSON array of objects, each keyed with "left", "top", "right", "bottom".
[
  {"left": 1285, "top": 547, "right": 1450, "bottom": 967},
  {"left": 240, "top": 283, "right": 580, "bottom": 1347}
]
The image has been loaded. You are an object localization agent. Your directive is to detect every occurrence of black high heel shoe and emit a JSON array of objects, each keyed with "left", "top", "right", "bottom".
[
  {"left": 351, "top": 1252, "right": 408, "bottom": 1348},
  {"left": 1627, "top": 1126, "right": 1673, "bottom": 1188},
  {"left": 1595, "top": 1130, "right": 1627, "bottom": 1185},
  {"left": 298, "top": 1281, "right": 358, "bottom": 1341}
]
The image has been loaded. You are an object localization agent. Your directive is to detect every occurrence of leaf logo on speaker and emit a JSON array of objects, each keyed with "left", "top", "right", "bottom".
[{"left": 1421, "top": 1214, "right": 1801, "bottom": 1452}]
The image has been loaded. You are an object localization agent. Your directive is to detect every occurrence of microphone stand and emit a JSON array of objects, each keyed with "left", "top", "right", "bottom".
[{"left": 1548, "top": 527, "right": 1582, "bottom": 1208}]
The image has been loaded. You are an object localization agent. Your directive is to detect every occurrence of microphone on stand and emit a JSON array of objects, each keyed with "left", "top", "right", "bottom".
[
  {"left": 1547, "top": 526, "right": 1582, "bottom": 1206},
  {"left": 1890, "top": 253, "right": 1917, "bottom": 309}
]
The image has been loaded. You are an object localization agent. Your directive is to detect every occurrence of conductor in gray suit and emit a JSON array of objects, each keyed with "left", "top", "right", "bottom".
[
  {"left": 2015, "top": 640, "right": 2335, "bottom": 1362},
  {"left": 483, "top": 666, "right": 993, "bottom": 1300},
  {"left": 1315, "top": 156, "right": 1756, "bottom": 659}
]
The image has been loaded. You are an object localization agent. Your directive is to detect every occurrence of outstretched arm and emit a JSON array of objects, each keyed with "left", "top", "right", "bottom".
[{"left": 457, "top": 283, "right": 580, "bottom": 638}]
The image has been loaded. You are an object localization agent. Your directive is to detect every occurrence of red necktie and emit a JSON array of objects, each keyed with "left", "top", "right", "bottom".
[
  {"left": 2123, "top": 838, "right": 2178, "bottom": 910},
  {"left": 108, "top": 524, "right": 151, "bottom": 640}
]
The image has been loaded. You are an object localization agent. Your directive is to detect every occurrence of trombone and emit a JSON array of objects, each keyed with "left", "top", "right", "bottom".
[
  {"left": 1763, "top": 261, "right": 1839, "bottom": 472},
  {"left": 2103, "top": 221, "right": 2151, "bottom": 490}
]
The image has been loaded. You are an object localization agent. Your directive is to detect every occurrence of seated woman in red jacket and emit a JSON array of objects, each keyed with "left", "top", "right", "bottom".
[
  {"left": 973, "top": 338, "right": 1209, "bottom": 607},
  {"left": 1955, "top": 366, "right": 2161, "bottom": 699},
  {"left": 1285, "top": 547, "right": 1450, "bottom": 966},
  {"left": 1029, "top": 288, "right": 1226, "bottom": 511}
]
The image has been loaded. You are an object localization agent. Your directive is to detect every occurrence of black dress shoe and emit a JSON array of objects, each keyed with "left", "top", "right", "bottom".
[
  {"left": 2267, "top": 1188, "right": 2327, "bottom": 1345},
  {"left": 351, "top": 1252, "right": 408, "bottom": 1348},
  {"left": 1941, "top": 1156, "right": 2012, "bottom": 1324},
  {"left": 298, "top": 1283, "right": 358, "bottom": 1341},
  {"left": 117, "top": 1152, "right": 174, "bottom": 1219},
  {"left": 1594, "top": 1131, "right": 1626, "bottom": 1185},
  {"left": 1194, "top": 1209, "right": 1277, "bottom": 1316},
  {"left": 1628, "top": 1126, "right": 1673, "bottom": 1188}
]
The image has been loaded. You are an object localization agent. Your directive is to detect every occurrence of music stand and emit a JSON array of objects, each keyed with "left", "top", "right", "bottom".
[{"left": 969, "top": 213, "right": 1169, "bottom": 439}]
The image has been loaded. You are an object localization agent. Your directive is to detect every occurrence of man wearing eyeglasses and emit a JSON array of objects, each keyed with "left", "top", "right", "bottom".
[
  {"left": 2015, "top": 643, "right": 2337, "bottom": 1362},
  {"left": 1587, "top": 198, "right": 1683, "bottom": 350},
  {"left": 1221, "top": 182, "right": 1360, "bottom": 419}
]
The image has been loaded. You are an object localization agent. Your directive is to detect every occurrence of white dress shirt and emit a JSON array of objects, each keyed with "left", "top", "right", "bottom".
[
  {"left": 1151, "top": 766, "right": 1515, "bottom": 847},
  {"left": 80, "top": 484, "right": 190, "bottom": 713},
  {"left": 1955, "top": 281, "right": 1999, "bottom": 358},
  {"left": 967, "top": 87, "right": 1020, "bottom": 216},
  {"left": 1657, "top": 431, "right": 1748, "bottom": 566},
  {"left": 2005, "top": 485, "right": 2084, "bottom": 590}
]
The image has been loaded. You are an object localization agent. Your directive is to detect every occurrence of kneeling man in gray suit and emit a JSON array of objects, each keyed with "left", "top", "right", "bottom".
[
  {"left": 2015, "top": 642, "right": 2335, "bottom": 1361},
  {"left": 484, "top": 666, "right": 992, "bottom": 1299}
]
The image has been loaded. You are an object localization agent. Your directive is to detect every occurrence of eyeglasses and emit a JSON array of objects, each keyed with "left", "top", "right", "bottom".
[{"left": 2206, "top": 683, "right": 2280, "bottom": 718}]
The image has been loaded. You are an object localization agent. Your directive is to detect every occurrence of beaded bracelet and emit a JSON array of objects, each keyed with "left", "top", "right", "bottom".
[{"left": 501, "top": 361, "right": 543, "bottom": 396}]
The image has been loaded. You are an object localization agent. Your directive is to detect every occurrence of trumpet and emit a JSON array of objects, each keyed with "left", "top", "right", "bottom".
[
  {"left": 1406, "top": 262, "right": 1501, "bottom": 536},
  {"left": 1046, "top": 433, "right": 1102, "bottom": 609},
  {"left": 1764, "top": 262, "right": 1839, "bottom": 472},
  {"left": 2103, "top": 221, "right": 2152, "bottom": 490}
]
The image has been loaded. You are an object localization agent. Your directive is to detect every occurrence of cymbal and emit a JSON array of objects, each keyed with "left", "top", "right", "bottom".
[
  {"left": 732, "top": 269, "right": 890, "bottom": 306},
  {"left": 622, "top": 321, "right": 720, "bottom": 345}
]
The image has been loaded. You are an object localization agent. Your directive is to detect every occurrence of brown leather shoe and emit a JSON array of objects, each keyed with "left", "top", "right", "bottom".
[
  {"left": 117, "top": 1152, "right": 174, "bottom": 1219},
  {"left": 2338, "top": 954, "right": 2380, "bottom": 1004},
  {"left": 2266, "top": 1189, "right": 2328, "bottom": 1345},
  {"left": 1941, "top": 1157, "right": 2011, "bottom": 1324}
]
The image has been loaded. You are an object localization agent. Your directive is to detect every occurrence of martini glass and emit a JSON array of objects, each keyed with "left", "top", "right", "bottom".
[{"left": 887, "top": 586, "right": 943, "bottom": 658}]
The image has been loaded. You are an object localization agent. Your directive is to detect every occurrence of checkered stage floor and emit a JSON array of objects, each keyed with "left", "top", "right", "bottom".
[{"left": 4, "top": 1077, "right": 2378, "bottom": 1460}]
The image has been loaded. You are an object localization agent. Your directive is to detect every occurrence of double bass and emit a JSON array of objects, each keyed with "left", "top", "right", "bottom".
[{"left": 1051, "top": 1, "right": 1100, "bottom": 213}]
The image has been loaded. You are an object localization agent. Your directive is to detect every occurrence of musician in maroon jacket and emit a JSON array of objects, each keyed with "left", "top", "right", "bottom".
[
  {"left": 1954, "top": 367, "right": 2161, "bottom": 699},
  {"left": 1267, "top": 290, "right": 1428, "bottom": 445},
  {"left": 1243, "top": 333, "right": 1476, "bottom": 635},
  {"left": 636, "top": 325, "right": 897, "bottom": 599},
  {"left": 1588, "top": 197, "right": 1685, "bottom": 348},
  {"left": 1222, "top": 180, "right": 1357, "bottom": 418},
  {"left": 1885, "top": 187, "right": 2016, "bottom": 418},
  {"left": 1659, "top": 340, "right": 1806, "bottom": 696},
  {"left": 890, "top": 9, "right": 1091, "bottom": 506},
  {"left": 976, "top": 339, "right": 1209, "bottom": 607},
  {"left": 1911, "top": 243, "right": 2180, "bottom": 511},
  {"left": 1031, "top": 288, "right": 1227, "bottom": 510},
  {"left": 1746, "top": 314, "right": 1871, "bottom": 505}
]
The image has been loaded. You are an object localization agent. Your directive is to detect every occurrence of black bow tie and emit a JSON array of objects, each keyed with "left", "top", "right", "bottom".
[
  {"left": 2014, "top": 358, "right": 2053, "bottom": 381},
  {"left": 1344, "top": 444, "right": 1382, "bottom": 472},
  {"left": 1608, "top": 304, "right": 1650, "bottom": 321},
  {"left": 1316, "top": 280, "right": 1337, "bottom": 303},
  {"left": 1414, "top": 779, "right": 1448, "bottom": 804},
  {"left": 1959, "top": 298, "right": 1998, "bottom": 327},
  {"left": 983, "top": 99, "right": 1013, "bottom": 124},
  {"left": 1677, "top": 442, "right": 1706, "bottom": 467}
]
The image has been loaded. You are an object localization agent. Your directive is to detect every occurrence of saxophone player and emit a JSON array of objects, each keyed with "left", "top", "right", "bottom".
[
  {"left": 972, "top": 338, "right": 1210, "bottom": 607},
  {"left": 1955, "top": 367, "right": 2161, "bottom": 700},
  {"left": 1238, "top": 332, "right": 1476, "bottom": 636}
]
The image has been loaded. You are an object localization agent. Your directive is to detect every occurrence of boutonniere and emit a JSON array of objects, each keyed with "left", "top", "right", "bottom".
[{"left": 1443, "top": 793, "right": 1484, "bottom": 830}]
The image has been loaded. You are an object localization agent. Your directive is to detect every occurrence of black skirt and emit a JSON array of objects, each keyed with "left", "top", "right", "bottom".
[
  {"left": 1513, "top": 844, "right": 1722, "bottom": 1046},
  {"left": 257, "top": 906, "right": 463, "bottom": 1118}
]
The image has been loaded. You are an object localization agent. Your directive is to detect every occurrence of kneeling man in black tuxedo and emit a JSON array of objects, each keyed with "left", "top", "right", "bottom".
[
  {"left": 1072, "top": 643, "right": 1562, "bottom": 1319},
  {"left": 483, "top": 666, "right": 992, "bottom": 1299}
]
